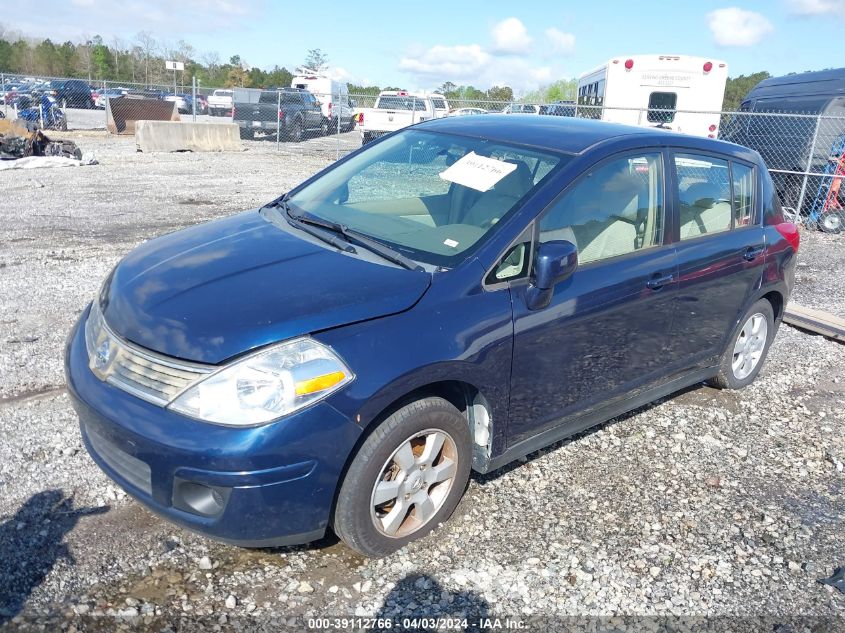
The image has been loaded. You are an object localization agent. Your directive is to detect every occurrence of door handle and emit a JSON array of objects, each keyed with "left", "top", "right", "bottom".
[
  {"left": 743, "top": 245, "right": 766, "bottom": 261},
  {"left": 646, "top": 273, "right": 674, "bottom": 290}
]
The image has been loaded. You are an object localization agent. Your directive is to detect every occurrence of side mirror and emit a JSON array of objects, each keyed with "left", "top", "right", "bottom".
[{"left": 526, "top": 240, "right": 578, "bottom": 310}]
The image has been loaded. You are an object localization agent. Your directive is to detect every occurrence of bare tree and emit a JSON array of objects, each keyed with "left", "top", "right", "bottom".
[{"left": 135, "top": 31, "right": 157, "bottom": 86}]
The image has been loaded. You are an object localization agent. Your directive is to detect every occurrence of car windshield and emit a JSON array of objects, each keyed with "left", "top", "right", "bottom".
[{"left": 286, "top": 129, "right": 567, "bottom": 268}]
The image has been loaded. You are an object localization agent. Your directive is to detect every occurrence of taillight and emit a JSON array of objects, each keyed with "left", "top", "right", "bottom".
[
  {"left": 775, "top": 222, "right": 800, "bottom": 252},
  {"left": 358, "top": 112, "right": 364, "bottom": 124},
  {"left": 624, "top": 59, "right": 634, "bottom": 70},
  {"left": 709, "top": 124, "right": 717, "bottom": 132},
  {"left": 278, "top": 109, "right": 284, "bottom": 118},
  {"left": 703, "top": 61, "right": 713, "bottom": 73},
  {"left": 232, "top": 105, "right": 237, "bottom": 118}
]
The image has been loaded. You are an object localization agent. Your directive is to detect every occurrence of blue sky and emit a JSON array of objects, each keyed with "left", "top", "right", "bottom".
[{"left": 2, "top": 0, "right": 841, "bottom": 92}]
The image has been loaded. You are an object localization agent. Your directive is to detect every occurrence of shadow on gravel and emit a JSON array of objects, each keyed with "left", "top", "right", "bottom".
[
  {"left": 0, "top": 489, "right": 107, "bottom": 625},
  {"left": 373, "top": 573, "right": 490, "bottom": 633}
]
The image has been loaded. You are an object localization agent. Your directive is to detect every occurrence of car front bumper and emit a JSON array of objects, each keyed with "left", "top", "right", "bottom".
[{"left": 64, "top": 307, "right": 362, "bottom": 546}]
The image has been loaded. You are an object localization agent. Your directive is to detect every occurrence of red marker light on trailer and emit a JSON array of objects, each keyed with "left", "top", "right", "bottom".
[
  {"left": 709, "top": 124, "right": 717, "bottom": 132},
  {"left": 624, "top": 59, "right": 634, "bottom": 70},
  {"left": 703, "top": 61, "right": 713, "bottom": 73}
]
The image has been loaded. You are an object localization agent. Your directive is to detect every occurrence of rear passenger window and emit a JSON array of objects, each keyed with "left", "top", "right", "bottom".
[
  {"left": 539, "top": 153, "right": 664, "bottom": 265},
  {"left": 732, "top": 163, "right": 755, "bottom": 226},
  {"left": 675, "top": 154, "right": 732, "bottom": 240}
]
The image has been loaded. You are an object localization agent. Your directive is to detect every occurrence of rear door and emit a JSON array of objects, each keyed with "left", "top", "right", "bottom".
[{"left": 669, "top": 151, "right": 765, "bottom": 367}]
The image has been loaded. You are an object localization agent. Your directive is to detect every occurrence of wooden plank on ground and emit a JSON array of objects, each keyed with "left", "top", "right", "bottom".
[{"left": 784, "top": 304, "right": 845, "bottom": 343}]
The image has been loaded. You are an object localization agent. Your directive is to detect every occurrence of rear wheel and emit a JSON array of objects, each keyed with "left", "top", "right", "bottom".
[
  {"left": 333, "top": 397, "right": 471, "bottom": 558},
  {"left": 239, "top": 127, "right": 254, "bottom": 140},
  {"left": 709, "top": 299, "right": 775, "bottom": 390},
  {"left": 288, "top": 119, "right": 303, "bottom": 142}
]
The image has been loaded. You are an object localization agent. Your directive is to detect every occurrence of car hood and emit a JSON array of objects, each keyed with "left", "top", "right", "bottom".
[{"left": 101, "top": 210, "right": 431, "bottom": 364}]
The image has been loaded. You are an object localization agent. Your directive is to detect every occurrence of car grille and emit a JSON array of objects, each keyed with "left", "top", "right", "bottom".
[
  {"left": 86, "top": 424, "right": 153, "bottom": 495},
  {"left": 84, "top": 301, "right": 213, "bottom": 406}
]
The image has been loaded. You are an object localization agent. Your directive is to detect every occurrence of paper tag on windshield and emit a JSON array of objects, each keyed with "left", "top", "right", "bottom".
[{"left": 439, "top": 152, "right": 517, "bottom": 192}]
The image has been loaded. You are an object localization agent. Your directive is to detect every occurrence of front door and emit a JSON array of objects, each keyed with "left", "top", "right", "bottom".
[{"left": 507, "top": 151, "right": 679, "bottom": 445}]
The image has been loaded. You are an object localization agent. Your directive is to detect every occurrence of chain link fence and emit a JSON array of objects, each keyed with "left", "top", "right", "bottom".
[{"left": 3, "top": 71, "right": 845, "bottom": 234}]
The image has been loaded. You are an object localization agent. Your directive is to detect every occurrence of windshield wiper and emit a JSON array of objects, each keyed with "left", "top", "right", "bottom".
[
  {"left": 273, "top": 197, "right": 357, "bottom": 254},
  {"left": 289, "top": 209, "right": 425, "bottom": 272}
]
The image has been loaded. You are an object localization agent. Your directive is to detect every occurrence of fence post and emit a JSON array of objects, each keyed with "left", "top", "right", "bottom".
[
  {"left": 796, "top": 113, "right": 822, "bottom": 223},
  {"left": 191, "top": 76, "right": 197, "bottom": 122},
  {"left": 103, "top": 80, "right": 108, "bottom": 128},
  {"left": 335, "top": 90, "right": 340, "bottom": 162},
  {"left": 276, "top": 90, "right": 281, "bottom": 150},
  {"left": 1, "top": 72, "right": 5, "bottom": 119}
]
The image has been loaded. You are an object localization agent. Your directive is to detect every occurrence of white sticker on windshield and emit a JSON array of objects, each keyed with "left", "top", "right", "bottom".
[
  {"left": 439, "top": 151, "right": 518, "bottom": 192},
  {"left": 443, "top": 238, "right": 459, "bottom": 248}
]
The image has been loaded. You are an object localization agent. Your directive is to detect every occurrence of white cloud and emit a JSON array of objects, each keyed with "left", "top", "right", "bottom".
[
  {"left": 786, "top": 0, "right": 845, "bottom": 13},
  {"left": 491, "top": 17, "right": 532, "bottom": 55},
  {"left": 545, "top": 28, "right": 575, "bottom": 55},
  {"left": 398, "top": 44, "right": 491, "bottom": 81},
  {"left": 398, "top": 43, "right": 555, "bottom": 91},
  {"left": 707, "top": 7, "right": 774, "bottom": 46}
]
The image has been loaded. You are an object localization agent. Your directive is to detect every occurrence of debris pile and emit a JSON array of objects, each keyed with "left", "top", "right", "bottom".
[
  {"left": 0, "top": 129, "right": 82, "bottom": 160},
  {"left": 0, "top": 127, "right": 96, "bottom": 170}
]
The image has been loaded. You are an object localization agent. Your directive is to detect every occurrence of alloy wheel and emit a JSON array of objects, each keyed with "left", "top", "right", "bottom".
[
  {"left": 732, "top": 313, "right": 768, "bottom": 380},
  {"left": 369, "top": 428, "right": 458, "bottom": 539}
]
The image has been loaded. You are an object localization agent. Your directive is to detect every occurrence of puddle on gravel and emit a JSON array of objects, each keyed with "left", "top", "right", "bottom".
[{"left": 72, "top": 501, "right": 369, "bottom": 612}]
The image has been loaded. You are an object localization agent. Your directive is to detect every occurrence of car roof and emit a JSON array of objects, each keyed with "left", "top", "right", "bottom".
[{"left": 414, "top": 114, "right": 753, "bottom": 158}]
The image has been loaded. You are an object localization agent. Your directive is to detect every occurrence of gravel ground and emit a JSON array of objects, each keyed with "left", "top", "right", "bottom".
[{"left": 1, "top": 133, "right": 843, "bottom": 630}]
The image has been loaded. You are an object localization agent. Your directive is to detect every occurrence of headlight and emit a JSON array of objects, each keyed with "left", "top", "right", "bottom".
[{"left": 169, "top": 338, "right": 354, "bottom": 426}]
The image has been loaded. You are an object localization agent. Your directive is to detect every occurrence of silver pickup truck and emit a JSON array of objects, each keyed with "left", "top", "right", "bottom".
[{"left": 357, "top": 91, "right": 449, "bottom": 144}]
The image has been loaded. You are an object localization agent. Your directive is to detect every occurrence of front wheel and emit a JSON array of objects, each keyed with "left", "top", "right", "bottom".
[
  {"left": 709, "top": 299, "right": 775, "bottom": 390},
  {"left": 333, "top": 397, "right": 471, "bottom": 557}
]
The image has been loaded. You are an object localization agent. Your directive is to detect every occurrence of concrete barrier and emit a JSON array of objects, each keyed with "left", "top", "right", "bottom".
[{"left": 135, "top": 121, "right": 242, "bottom": 152}]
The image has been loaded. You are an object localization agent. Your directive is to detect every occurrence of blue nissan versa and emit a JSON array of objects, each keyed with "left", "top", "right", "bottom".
[{"left": 65, "top": 116, "right": 799, "bottom": 557}]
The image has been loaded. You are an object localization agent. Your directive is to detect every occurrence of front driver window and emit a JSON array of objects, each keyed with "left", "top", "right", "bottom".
[{"left": 538, "top": 153, "right": 664, "bottom": 265}]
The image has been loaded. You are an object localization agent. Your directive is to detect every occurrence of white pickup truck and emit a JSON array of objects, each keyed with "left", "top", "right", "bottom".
[
  {"left": 207, "top": 89, "right": 233, "bottom": 117},
  {"left": 357, "top": 91, "right": 449, "bottom": 144}
]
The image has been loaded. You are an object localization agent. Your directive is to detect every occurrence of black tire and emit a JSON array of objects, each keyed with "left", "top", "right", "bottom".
[
  {"left": 288, "top": 119, "right": 303, "bottom": 142},
  {"left": 709, "top": 299, "right": 775, "bottom": 390},
  {"left": 239, "top": 128, "right": 254, "bottom": 140},
  {"left": 362, "top": 132, "right": 372, "bottom": 145},
  {"left": 320, "top": 118, "right": 329, "bottom": 136},
  {"left": 333, "top": 397, "right": 472, "bottom": 558}
]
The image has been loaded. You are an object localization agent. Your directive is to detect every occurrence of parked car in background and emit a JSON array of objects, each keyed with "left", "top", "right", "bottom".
[
  {"left": 449, "top": 107, "right": 488, "bottom": 116},
  {"left": 95, "top": 88, "right": 129, "bottom": 109},
  {"left": 425, "top": 92, "right": 450, "bottom": 118},
  {"left": 357, "top": 91, "right": 439, "bottom": 144},
  {"left": 291, "top": 71, "right": 356, "bottom": 132},
  {"left": 504, "top": 103, "right": 541, "bottom": 114},
  {"left": 43, "top": 79, "right": 95, "bottom": 109},
  {"left": 165, "top": 94, "right": 195, "bottom": 114},
  {"left": 65, "top": 115, "right": 797, "bottom": 558},
  {"left": 540, "top": 101, "right": 576, "bottom": 117},
  {"left": 196, "top": 95, "right": 209, "bottom": 115},
  {"left": 208, "top": 89, "right": 233, "bottom": 116},
  {"left": 232, "top": 87, "right": 324, "bottom": 141}
]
